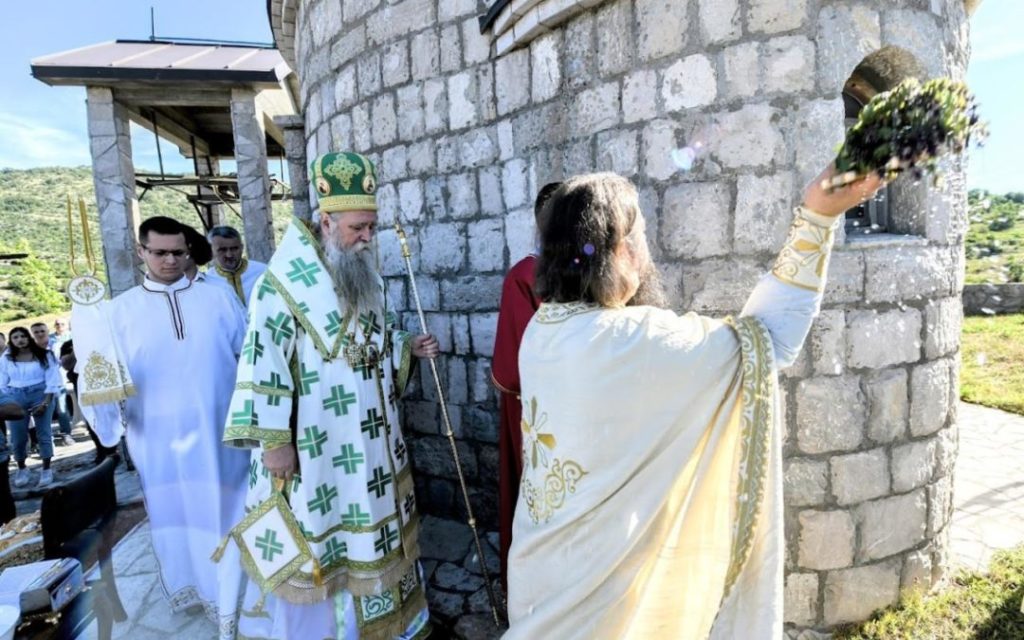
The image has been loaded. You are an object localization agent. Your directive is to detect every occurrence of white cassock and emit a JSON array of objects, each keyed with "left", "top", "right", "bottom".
[
  {"left": 80, "top": 275, "right": 251, "bottom": 639},
  {"left": 204, "top": 258, "right": 268, "bottom": 307}
]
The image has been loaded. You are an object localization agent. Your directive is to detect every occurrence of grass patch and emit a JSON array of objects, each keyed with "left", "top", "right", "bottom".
[
  {"left": 834, "top": 545, "right": 1024, "bottom": 640},
  {"left": 960, "top": 313, "right": 1024, "bottom": 415}
]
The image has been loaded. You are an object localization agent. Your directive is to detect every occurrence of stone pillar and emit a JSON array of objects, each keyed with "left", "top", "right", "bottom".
[
  {"left": 230, "top": 88, "right": 275, "bottom": 261},
  {"left": 275, "top": 114, "right": 311, "bottom": 222},
  {"left": 195, "top": 155, "right": 225, "bottom": 229},
  {"left": 85, "top": 87, "right": 142, "bottom": 297}
]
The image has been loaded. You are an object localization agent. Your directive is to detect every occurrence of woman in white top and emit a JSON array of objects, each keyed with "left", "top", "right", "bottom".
[{"left": 0, "top": 326, "right": 62, "bottom": 488}]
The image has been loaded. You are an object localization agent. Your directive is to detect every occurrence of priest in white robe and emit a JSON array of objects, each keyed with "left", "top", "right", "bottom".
[
  {"left": 505, "top": 167, "right": 884, "bottom": 639},
  {"left": 78, "top": 216, "right": 251, "bottom": 639},
  {"left": 204, "top": 225, "right": 268, "bottom": 306}
]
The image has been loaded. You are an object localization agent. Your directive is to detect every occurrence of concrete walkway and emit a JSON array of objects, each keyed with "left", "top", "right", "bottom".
[
  {"left": 68, "top": 401, "right": 1024, "bottom": 638},
  {"left": 949, "top": 402, "right": 1024, "bottom": 572}
]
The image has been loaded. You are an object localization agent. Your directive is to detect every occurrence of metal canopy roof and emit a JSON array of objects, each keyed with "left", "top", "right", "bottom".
[
  {"left": 31, "top": 39, "right": 290, "bottom": 86},
  {"left": 30, "top": 39, "right": 298, "bottom": 160}
]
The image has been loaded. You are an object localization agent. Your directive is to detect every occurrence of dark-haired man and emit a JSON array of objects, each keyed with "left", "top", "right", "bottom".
[
  {"left": 77, "top": 215, "right": 250, "bottom": 638},
  {"left": 204, "top": 225, "right": 268, "bottom": 305}
]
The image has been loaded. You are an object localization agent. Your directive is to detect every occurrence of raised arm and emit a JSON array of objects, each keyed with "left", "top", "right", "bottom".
[{"left": 742, "top": 166, "right": 884, "bottom": 367}]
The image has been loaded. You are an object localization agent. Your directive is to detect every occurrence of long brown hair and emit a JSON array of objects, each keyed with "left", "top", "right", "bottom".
[
  {"left": 5, "top": 326, "right": 51, "bottom": 367},
  {"left": 534, "top": 173, "right": 645, "bottom": 307}
]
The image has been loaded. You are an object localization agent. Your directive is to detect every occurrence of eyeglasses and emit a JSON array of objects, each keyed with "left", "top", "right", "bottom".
[{"left": 142, "top": 247, "right": 189, "bottom": 259}]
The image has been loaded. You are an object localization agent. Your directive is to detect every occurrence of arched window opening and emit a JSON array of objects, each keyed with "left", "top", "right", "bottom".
[{"left": 842, "top": 72, "right": 890, "bottom": 235}]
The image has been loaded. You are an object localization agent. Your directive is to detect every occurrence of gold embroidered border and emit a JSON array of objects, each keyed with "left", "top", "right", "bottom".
[
  {"left": 721, "top": 315, "right": 776, "bottom": 600},
  {"left": 770, "top": 207, "right": 840, "bottom": 293},
  {"left": 534, "top": 301, "right": 600, "bottom": 324}
]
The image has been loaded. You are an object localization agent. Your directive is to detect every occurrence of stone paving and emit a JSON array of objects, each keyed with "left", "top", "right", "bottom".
[
  {"left": 57, "top": 401, "right": 1024, "bottom": 638},
  {"left": 948, "top": 402, "right": 1024, "bottom": 573}
]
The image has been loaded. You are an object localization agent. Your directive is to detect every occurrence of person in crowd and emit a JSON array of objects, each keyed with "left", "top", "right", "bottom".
[
  {"left": 77, "top": 216, "right": 250, "bottom": 639},
  {"left": 0, "top": 327, "right": 62, "bottom": 487},
  {"left": 0, "top": 394, "right": 25, "bottom": 523},
  {"left": 0, "top": 332, "right": 7, "bottom": 354},
  {"left": 491, "top": 181, "right": 561, "bottom": 587},
  {"left": 182, "top": 224, "right": 214, "bottom": 283},
  {"left": 504, "top": 166, "right": 883, "bottom": 639},
  {"left": 224, "top": 152, "right": 437, "bottom": 639},
  {"left": 204, "top": 225, "right": 268, "bottom": 306},
  {"left": 30, "top": 322, "right": 74, "bottom": 447}
]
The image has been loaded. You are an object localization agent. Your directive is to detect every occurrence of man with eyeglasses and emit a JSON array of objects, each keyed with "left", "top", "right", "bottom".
[
  {"left": 204, "top": 225, "right": 268, "bottom": 306},
  {"left": 76, "top": 215, "right": 251, "bottom": 638}
]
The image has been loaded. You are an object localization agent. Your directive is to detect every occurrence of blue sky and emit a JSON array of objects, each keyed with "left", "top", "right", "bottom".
[{"left": 0, "top": 1, "right": 1020, "bottom": 193}]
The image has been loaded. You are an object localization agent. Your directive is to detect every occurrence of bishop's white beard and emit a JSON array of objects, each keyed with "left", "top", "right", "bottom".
[{"left": 322, "top": 234, "right": 383, "bottom": 315}]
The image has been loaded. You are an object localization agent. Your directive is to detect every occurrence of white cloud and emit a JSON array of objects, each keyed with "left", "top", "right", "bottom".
[{"left": 0, "top": 111, "right": 90, "bottom": 169}]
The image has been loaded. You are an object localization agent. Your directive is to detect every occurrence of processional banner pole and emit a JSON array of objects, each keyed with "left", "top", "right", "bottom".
[{"left": 394, "top": 222, "right": 504, "bottom": 627}]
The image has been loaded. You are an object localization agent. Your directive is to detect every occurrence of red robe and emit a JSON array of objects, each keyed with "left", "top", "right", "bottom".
[{"left": 491, "top": 255, "right": 541, "bottom": 589}]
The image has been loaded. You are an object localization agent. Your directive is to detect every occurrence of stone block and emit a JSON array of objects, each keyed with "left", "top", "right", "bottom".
[
  {"left": 865, "top": 368, "right": 908, "bottom": 443},
  {"left": 881, "top": 10, "right": 944, "bottom": 78},
  {"left": 420, "top": 223, "right": 466, "bottom": 274},
  {"left": 747, "top": 0, "right": 807, "bottom": 34},
  {"left": 699, "top": 0, "right": 741, "bottom": 45},
  {"left": 436, "top": 136, "right": 459, "bottom": 174},
  {"left": 477, "top": 166, "right": 504, "bottom": 217},
  {"left": 562, "top": 12, "right": 595, "bottom": 89},
  {"left": 934, "top": 424, "right": 956, "bottom": 479},
  {"left": 356, "top": 53, "right": 381, "bottom": 99},
  {"left": 570, "top": 81, "right": 620, "bottom": 137},
  {"left": 505, "top": 206, "right": 536, "bottom": 263},
  {"left": 798, "top": 509, "right": 854, "bottom": 570},
  {"left": 595, "top": 130, "right": 639, "bottom": 177},
  {"left": 462, "top": 16, "right": 490, "bottom": 65},
  {"left": 662, "top": 54, "right": 717, "bottom": 112},
  {"left": 502, "top": 158, "right": 530, "bottom": 210},
  {"left": 902, "top": 549, "right": 933, "bottom": 592},
  {"left": 924, "top": 297, "right": 962, "bottom": 359},
  {"left": 329, "top": 113, "right": 353, "bottom": 150},
  {"left": 910, "top": 359, "right": 952, "bottom": 437},
  {"left": 398, "top": 179, "right": 424, "bottom": 223},
  {"left": 423, "top": 79, "right": 448, "bottom": 134},
  {"left": 459, "top": 129, "right": 498, "bottom": 169},
  {"left": 411, "top": 31, "right": 440, "bottom": 81},
  {"left": 892, "top": 438, "right": 937, "bottom": 493},
  {"left": 531, "top": 32, "right": 561, "bottom": 104},
  {"left": 789, "top": 97, "right": 845, "bottom": 188},
  {"left": 447, "top": 172, "right": 478, "bottom": 220},
  {"left": 382, "top": 41, "right": 410, "bottom": 88},
  {"left": 452, "top": 314, "right": 471, "bottom": 355},
  {"left": 366, "top": 0, "right": 437, "bottom": 45},
  {"left": 784, "top": 572, "right": 819, "bottom": 627},
  {"left": 734, "top": 172, "right": 794, "bottom": 255},
  {"left": 795, "top": 375, "right": 865, "bottom": 454},
  {"left": 351, "top": 103, "right": 372, "bottom": 152},
  {"left": 683, "top": 259, "right": 763, "bottom": 314},
  {"left": 468, "top": 220, "right": 504, "bottom": 273},
  {"left": 784, "top": 458, "right": 829, "bottom": 507},
  {"left": 710, "top": 103, "right": 784, "bottom": 169},
  {"left": 448, "top": 71, "right": 478, "bottom": 131},
  {"left": 762, "top": 36, "right": 815, "bottom": 94},
  {"left": 334, "top": 64, "right": 358, "bottom": 110},
  {"left": 409, "top": 434, "right": 476, "bottom": 479},
  {"left": 720, "top": 42, "right": 760, "bottom": 101},
  {"left": 642, "top": 119, "right": 679, "bottom": 182},
  {"left": 858, "top": 489, "right": 927, "bottom": 561},
  {"left": 441, "top": 276, "right": 504, "bottom": 312},
  {"left": 846, "top": 308, "right": 922, "bottom": 370},
  {"left": 407, "top": 140, "right": 435, "bottom": 175},
  {"left": 823, "top": 249, "right": 864, "bottom": 305},
  {"left": 809, "top": 309, "right": 845, "bottom": 376},
  {"left": 371, "top": 94, "right": 398, "bottom": 147},
  {"left": 622, "top": 69, "right": 657, "bottom": 124},
  {"left": 343, "top": 0, "right": 379, "bottom": 23},
  {"left": 596, "top": 0, "right": 633, "bottom": 77},
  {"left": 477, "top": 64, "right": 496, "bottom": 125},
  {"left": 495, "top": 48, "right": 531, "bottom": 116},
  {"left": 864, "top": 246, "right": 954, "bottom": 304},
  {"left": 831, "top": 448, "right": 889, "bottom": 506},
  {"left": 396, "top": 84, "right": 425, "bottom": 142},
  {"left": 634, "top": 0, "right": 689, "bottom": 62},
  {"left": 470, "top": 312, "right": 499, "bottom": 359},
  {"left": 661, "top": 182, "right": 731, "bottom": 259},
  {"left": 823, "top": 561, "right": 900, "bottom": 626},
  {"left": 817, "top": 5, "right": 881, "bottom": 91},
  {"left": 927, "top": 473, "right": 953, "bottom": 536}
]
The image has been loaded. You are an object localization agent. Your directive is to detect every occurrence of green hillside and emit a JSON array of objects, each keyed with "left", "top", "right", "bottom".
[
  {"left": 0, "top": 166, "right": 291, "bottom": 322},
  {"left": 965, "top": 190, "right": 1024, "bottom": 285}
]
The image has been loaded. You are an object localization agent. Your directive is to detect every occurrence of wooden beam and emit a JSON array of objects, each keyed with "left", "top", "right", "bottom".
[
  {"left": 254, "top": 86, "right": 297, "bottom": 148},
  {"left": 113, "top": 87, "right": 233, "bottom": 107}
]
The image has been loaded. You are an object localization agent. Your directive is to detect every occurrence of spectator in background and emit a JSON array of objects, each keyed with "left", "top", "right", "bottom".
[
  {"left": 182, "top": 224, "right": 213, "bottom": 282},
  {"left": 204, "top": 225, "right": 267, "bottom": 306},
  {"left": 51, "top": 319, "right": 71, "bottom": 346},
  {"left": 0, "top": 327, "right": 62, "bottom": 487},
  {"left": 31, "top": 322, "right": 74, "bottom": 447},
  {"left": 0, "top": 332, "right": 6, "bottom": 354},
  {"left": 0, "top": 395, "right": 25, "bottom": 523}
]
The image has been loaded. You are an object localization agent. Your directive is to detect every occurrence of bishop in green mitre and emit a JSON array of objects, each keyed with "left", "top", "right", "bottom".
[{"left": 224, "top": 152, "right": 439, "bottom": 640}]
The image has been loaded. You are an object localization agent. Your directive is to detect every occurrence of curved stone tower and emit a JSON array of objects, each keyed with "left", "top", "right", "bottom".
[{"left": 269, "top": 0, "right": 977, "bottom": 632}]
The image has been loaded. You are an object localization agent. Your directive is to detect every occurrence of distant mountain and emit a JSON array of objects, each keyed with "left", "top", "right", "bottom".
[{"left": 0, "top": 166, "right": 291, "bottom": 322}]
